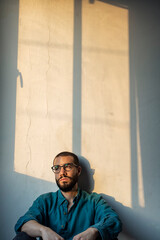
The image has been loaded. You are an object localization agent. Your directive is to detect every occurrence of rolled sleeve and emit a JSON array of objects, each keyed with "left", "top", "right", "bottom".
[
  {"left": 15, "top": 196, "right": 44, "bottom": 233},
  {"left": 90, "top": 194, "right": 122, "bottom": 240}
]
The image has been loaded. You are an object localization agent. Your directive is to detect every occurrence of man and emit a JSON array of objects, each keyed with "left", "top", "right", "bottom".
[{"left": 14, "top": 151, "right": 122, "bottom": 240}]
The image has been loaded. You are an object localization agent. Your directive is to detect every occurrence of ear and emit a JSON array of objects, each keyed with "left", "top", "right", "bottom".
[{"left": 77, "top": 166, "right": 82, "bottom": 176}]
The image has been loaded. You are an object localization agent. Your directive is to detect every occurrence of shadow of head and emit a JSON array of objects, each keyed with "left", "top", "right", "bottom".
[{"left": 78, "top": 156, "right": 95, "bottom": 193}]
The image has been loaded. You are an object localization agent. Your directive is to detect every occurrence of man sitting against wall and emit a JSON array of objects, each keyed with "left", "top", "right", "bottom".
[{"left": 13, "top": 151, "right": 122, "bottom": 240}]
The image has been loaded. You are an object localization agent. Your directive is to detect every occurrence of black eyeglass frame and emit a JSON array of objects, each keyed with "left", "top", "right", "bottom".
[{"left": 51, "top": 162, "right": 79, "bottom": 173}]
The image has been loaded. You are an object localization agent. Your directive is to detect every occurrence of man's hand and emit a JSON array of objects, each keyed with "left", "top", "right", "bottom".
[
  {"left": 41, "top": 226, "right": 64, "bottom": 240},
  {"left": 73, "top": 227, "right": 99, "bottom": 240},
  {"left": 21, "top": 220, "right": 64, "bottom": 240}
]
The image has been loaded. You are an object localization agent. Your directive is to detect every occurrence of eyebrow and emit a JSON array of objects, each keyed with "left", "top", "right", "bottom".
[{"left": 53, "top": 162, "right": 73, "bottom": 166}]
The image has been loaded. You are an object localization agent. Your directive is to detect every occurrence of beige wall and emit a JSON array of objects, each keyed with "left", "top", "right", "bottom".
[
  {"left": 15, "top": 0, "right": 74, "bottom": 181},
  {"left": 15, "top": 0, "right": 131, "bottom": 207},
  {"left": 81, "top": 1, "right": 130, "bottom": 206},
  {"left": 1, "top": 0, "right": 160, "bottom": 239}
]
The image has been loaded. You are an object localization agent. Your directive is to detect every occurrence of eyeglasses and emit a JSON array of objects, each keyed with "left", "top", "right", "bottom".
[{"left": 51, "top": 162, "right": 78, "bottom": 174}]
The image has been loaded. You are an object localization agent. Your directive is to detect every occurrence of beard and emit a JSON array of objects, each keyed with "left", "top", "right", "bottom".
[{"left": 56, "top": 174, "right": 78, "bottom": 192}]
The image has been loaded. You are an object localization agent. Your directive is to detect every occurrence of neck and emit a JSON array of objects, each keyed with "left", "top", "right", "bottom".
[{"left": 61, "top": 184, "right": 78, "bottom": 204}]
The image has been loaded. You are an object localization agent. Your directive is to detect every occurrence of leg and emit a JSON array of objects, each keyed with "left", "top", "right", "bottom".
[{"left": 13, "top": 232, "right": 36, "bottom": 240}]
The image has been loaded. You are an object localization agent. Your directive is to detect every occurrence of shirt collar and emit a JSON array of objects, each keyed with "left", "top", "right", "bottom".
[
  {"left": 57, "top": 190, "right": 66, "bottom": 206},
  {"left": 73, "top": 188, "right": 81, "bottom": 203},
  {"left": 57, "top": 188, "right": 82, "bottom": 206}
]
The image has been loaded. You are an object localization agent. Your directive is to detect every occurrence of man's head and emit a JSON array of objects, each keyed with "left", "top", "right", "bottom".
[{"left": 52, "top": 151, "right": 81, "bottom": 192}]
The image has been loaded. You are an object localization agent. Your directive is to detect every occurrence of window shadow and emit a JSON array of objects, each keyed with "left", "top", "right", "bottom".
[
  {"left": 95, "top": 0, "right": 160, "bottom": 239},
  {"left": 72, "top": 0, "right": 82, "bottom": 154},
  {"left": 1, "top": 0, "right": 160, "bottom": 240}
]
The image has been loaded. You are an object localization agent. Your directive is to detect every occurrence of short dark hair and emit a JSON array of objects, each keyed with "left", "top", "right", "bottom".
[{"left": 54, "top": 151, "right": 80, "bottom": 166}]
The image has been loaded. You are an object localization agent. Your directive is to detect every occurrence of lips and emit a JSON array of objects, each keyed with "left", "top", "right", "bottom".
[
  {"left": 59, "top": 177, "right": 71, "bottom": 182},
  {"left": 60, "top": 178, "right": 69, "bottom": 182}
]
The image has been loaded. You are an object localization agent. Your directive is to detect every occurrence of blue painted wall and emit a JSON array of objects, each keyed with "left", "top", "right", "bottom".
[{"left": 0, "top": 1, "right": 160, "bottom": 239}]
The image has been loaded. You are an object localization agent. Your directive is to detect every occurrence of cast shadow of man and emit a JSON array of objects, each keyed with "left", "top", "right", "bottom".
[
  {"left": 78, "top": 156, "right": 160, "bottom": 240},
  {"left": 78, "top": 156, "right": 120, "bottom": 240},
  {"left": 78, "top": 156, "right": 95, "bottom": 193}
]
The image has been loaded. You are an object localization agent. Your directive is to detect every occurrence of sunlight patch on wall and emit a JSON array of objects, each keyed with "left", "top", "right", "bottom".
[
  {"left": 14, "top": 0, "right": 144, "bottom": 208},
  {"left": 14, "top": 0, "right": 74, "bottom": 182},
  {"left": 81, "top": 1, "right": 131, "bottom": 206}
]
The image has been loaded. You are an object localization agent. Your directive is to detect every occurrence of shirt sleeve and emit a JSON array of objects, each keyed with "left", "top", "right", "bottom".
[
  {"left": 14, "top": 195, "right": 45, "bottom": 233},
  {"left": 90, "top": 193, "right": 122, "bottom": 240}
]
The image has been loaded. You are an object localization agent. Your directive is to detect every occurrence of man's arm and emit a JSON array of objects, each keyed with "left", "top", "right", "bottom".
[
  {"left": 21, "top": 220, "right": 64, "bottom": 240},
  {"left": 89, "top": 194, "right": 122, "bottom": 240}
]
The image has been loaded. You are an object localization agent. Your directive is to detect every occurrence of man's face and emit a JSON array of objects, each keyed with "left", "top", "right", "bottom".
[{"left": 54, "top": 155, "right": 81, "bottom": 192}]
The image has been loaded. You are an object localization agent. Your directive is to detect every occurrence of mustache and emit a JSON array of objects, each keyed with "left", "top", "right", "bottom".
[{"left": 58, "top": 175, "right": 73, "bottom": 182}]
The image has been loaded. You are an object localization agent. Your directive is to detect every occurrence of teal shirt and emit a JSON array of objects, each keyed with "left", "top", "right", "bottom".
[{"left": 15, "top": 189, "right": 122, "bottom": 240}]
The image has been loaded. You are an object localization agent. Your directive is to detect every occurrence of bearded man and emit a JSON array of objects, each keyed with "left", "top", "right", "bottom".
[{"left": 13, "top": 151, "right": 122, "bottom": 240}]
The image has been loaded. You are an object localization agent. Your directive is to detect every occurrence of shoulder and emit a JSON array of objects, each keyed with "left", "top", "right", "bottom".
[
  {"left": 80, "top": 189, "right": 101, "bottom": 198},
  {"left": 38, "top": 191, "right": 58, "bottom": 200},
  {"left": 33, "top": 191, "right": 59, "bottom": 207},
  {"left": 80, "top": 189, "right": 104, "bottom": 203}
]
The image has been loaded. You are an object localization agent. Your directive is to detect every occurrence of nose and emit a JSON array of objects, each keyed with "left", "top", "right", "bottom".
[{"left": 59, "top": 166, "right": 67, "bottom": 176}]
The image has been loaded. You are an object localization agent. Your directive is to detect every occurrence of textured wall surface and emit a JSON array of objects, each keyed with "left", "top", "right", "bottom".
[
  {"left": 1, "top": 0, "right": 160, "bottom": 239},
  {"left": 15, "top": 0, "right": 74, "bottom": 181},
  {"left": 15, "top": 0, "right": 130, "bottom": 207}
]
